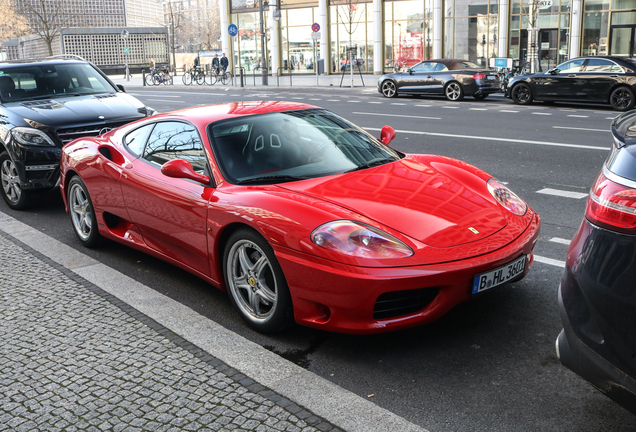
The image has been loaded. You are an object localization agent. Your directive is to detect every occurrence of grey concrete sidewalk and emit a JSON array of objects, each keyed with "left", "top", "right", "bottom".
[{"left": 0, "top": 211, "right": 426, "bottom": 432}]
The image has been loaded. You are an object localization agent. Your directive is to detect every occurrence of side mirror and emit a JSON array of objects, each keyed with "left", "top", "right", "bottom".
[
  {"left": 407, "top": 68, "right": 413, "bottom": 74},
  {"left": 380, "top": 125, "right": 396, "bottom": 145},
  {"left": 116, "top": 84, "right": 126, "bottom": 92},
  {"left": 161, "top": 159, "right": 210, "bottom": 185},
  {"left": 548, "top": 68, "right": 558, "bottom": 75}
]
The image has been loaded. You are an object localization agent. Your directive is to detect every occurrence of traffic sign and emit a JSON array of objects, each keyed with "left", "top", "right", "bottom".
[
  {"left": 311, "top": 23, "right": 320, "bottom": 32},
  {"left": 123, "top": 47, "right": 129, "bottom": 53},
  {"left": 228, "top": 24, "right": 238, "bottom": 37},
  {"left": 311, "top": 32, "right": 321, "bottom": 40}
]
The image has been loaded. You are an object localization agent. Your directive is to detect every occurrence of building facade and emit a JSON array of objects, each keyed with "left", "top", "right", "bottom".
[{"left": 219, "top": 0, "right": 636, "bottom": 75}]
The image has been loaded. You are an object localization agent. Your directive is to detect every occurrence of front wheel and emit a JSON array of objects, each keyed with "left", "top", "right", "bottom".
[
  {"left": 380, "top": 80, "right": 398, "bottom": 98},
  {"left": 220, "top": 72, "right": 231, "bottom": 85},
  {"left": 610, "top": 87, "right": 635, "bottom": 111},
  {"left": 444, "top": 82, "right": 464, "bottom": 101},
  {"left": 67, "top": 176, "right": 101, "bottom": 248},
  {"left": 205, "top": 73, "right": 217, "bottom": 85},
  {"left": 511, "top": 82, "right": 533, "bottom": 105},
  {"left": 182, "top": 73, "right": 192, "bottom": 85},
  {"left": 145, "top": 73, "right": 155, "bottom": 86},
  {"left": 195, "top": 72, "right": 205, "bottom": 85},
  {"left": 223, "top": 228, "right": 293, "bottom": 333},
  {"left": 164, "top": 74, "right": 173, "bottom": 86},
  {"left": 0, "top": 152, "right": 32, "bottom": 210}
]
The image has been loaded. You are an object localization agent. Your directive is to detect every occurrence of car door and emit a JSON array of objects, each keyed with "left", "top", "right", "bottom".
[
  {"left": 120, "top": 120, "right": 213, "bottom": 276},
  {"left": 533, "top": 58, "right": 586, "bottom": 100},
  {"left": 398, "top": 62, "right": 435, "bottom": 93},
  {"left": 579, "top": 58, "right": 625, "bottom": 102}
]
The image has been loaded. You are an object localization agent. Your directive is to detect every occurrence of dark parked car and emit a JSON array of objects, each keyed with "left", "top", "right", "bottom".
[
  {"left": 0, "top": 56, "right": 155, "bottom": 210},
  {"left": 506, "top": 56, "right": 636, "bottom": 111},
  {"left": 556, "top": 109, "right": 636, "bottom": 414},
  {"left": 378, "top": 59, "right": 500, "bottom": 101}
]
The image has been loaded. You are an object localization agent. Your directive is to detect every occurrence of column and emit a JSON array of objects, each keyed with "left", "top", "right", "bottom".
[
  {"left": 569, "top": 0, "right": 582, "bottom": 58},
  {"left": 433, "top": 0, "right": 442, "bottom": 58},
  {"left": 220, "top": 0, "right": 231, "bottom": 68},
  {"left": 319, "top": 0, "right": 328, "bottom": 74},
  {"left": 270, "top": 3, "right": 279, "bottom": 75},
  {"left": 373, "top": 0, "right": 382, "bottom": 74},
  {"left": 498, "top": 0, "right": 508, "bottom": 57}
]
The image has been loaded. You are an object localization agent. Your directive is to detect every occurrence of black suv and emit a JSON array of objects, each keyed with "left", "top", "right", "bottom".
[{"left": 0, "top": 56, "right": 155, "bottom": 209}]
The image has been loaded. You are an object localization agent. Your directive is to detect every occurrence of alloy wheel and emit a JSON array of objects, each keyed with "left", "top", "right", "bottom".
[
  {"left": 610, "top": 88, "right": 634, "bottom": 111},
  {"left": 381, "top": 81, "right": 396, "bottom": 98},
  {"left": 512, "top": 83, "right": 532, "bottom": 104},
  {"left": 69, "top": 182, "right": 93, "bottom": 241},
  {"left": 1, "top": 158, "right": 21, "bottom": 205},
  {"left": 445, "top": 82, "right": 463, "bottom": 101}
]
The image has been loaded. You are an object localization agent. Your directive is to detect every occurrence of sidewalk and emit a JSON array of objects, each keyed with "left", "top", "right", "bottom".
[{"left": 0, "top": 211, "right": 426, "bottom": 432}]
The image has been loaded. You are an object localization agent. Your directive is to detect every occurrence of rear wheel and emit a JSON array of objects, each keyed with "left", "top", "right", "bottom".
[
  {"left": 182, "top": 72, "right": 192, "bottom": 85},
  {"left": 68, "top": 176, "right": 101, "bottom": 248},
  {"left": 220, "top": 72, "right": 231, "bottom": 85},
  {"left": 223, "top": 228, "right": 292, "bottom": 333},
  {"left": 205, "top": 73, "right": 217, "bottom": 85},
  {"left": 610, "top": 87, "right": 635, "bottom": 111},
  {"left": 381, "top": 80, "right": 398, "bottom": 98},
  {"left": 195, "top": 72, "right": 205, "bottom": 85},
  {"left": 145, "top": 73, "right": 155, "bottom": 86},
  {"left": 511, "top": 82, "right": 533, "bottom": 105},
  {"left": 444, "top": 82, "right": 464, "bottom": 101},
  {"left": 0, "top": 152, "right": 32, "bottom": 210}
]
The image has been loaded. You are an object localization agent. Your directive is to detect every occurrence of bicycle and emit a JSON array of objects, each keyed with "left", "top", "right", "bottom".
[
  {"left": 205, "top": 68, "right": 220, "bottom": 85},
  {"left": 153, "top": 67, "right": 173, "bottom": 86},
  {"left": 183, "top": 66, "right": 205, "bottom": 85},
  {"left": 218, "top": 69, "right": 232, "bottom": 85}
]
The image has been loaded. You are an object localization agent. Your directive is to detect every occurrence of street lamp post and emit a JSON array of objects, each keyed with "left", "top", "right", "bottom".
[
  {"left": 259, "top": 0, "right": 268, "bottom": 85},
  {"left": 121, "top": 29, "right": 130, "bottom": 82}
]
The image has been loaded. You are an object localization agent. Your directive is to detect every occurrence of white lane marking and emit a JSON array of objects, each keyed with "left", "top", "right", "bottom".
[
  {"left": 537, "top": 188, "right": 588, "bottom": 199},
  {"left": 390, "top": 103, "right": 406, "bottom": 105},
  {"left": 553, "top": 126, "right": 607, "bottom": 132},
  {"left": 291, "top": 97, "right": 304, "bottom": 99},
  {"left": 469, "top": 108, "right": 489, "bottom": 111},
  {"left": 347, "top": 100, "right": 361, "bottom": 103},
  {"left": 146, "top": 99, "right": 186, "bottom": 103},
  {"left": 442, "top": 106, "right": 459, "bottom": 109},
  {"left": 534, "top": 255, "right": 566, "bottom": 268},
  {"left": 327, "top": 99, "right": 340, "bottom": 102},
  {"left": 606, "top": 117, "right": 617, "bottom": 120},
  {"left": 368, "top": 101, "right": 382, "bottom": 104},
  {"left": 499, "top": 110, "right": 519, "bottom": 113},
  {"left": 550, "top": 237, "right": 572, "bottom": 245},
  {"left": 309, "top": 98, "right": 322, "bottom": 100},
  {"left": 532, "top": 112, "right": 552, "bottom": 116},
  {"left": 567, "top": 115, "right": 589, "bottom": 118},
  {"left": 415, "top": 104, "right": 432, "bottom": 107},
  {"left": 354, "top": 112, "right": 440, "bottom": 120},
  {"left": 132, "top": 94, "right": 180, "bottom": 98},
  {"left": 362, "top": 127, "right": 610, "bottom": 151}
]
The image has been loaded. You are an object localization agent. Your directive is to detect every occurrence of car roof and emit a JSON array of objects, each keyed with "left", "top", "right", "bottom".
[
  {"left": 0, "top": 57, "right": 86, "bottom": 67},
  {"left": 421, "top": 59, "right": 480, "bottom": 69}
]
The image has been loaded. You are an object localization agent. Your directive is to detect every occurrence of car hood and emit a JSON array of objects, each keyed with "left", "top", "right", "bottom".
[
  {"left": 279, "top": 155, "right": 509, "bottom": 248},
  {"left": 4, "top": 93, "right": 145, "bottom": 128}
]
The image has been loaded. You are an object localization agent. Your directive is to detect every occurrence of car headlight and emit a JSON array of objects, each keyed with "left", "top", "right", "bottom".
[
  {"left": 487, "top": 178, "right": 527, "bottom": 216},
  {"left": 311, "top": 220, "right": 413, "bottom": 259},
  {"left": 11, "top": 127, "right": 56, "bottom": 146}
]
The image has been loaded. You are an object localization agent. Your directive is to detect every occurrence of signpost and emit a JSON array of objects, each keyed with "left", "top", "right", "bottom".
[
  {"left": 312, "top": 24, "right": 320, "bottom": 86},
  {"left": 121, "top": 30, "right": 130, "bottom": 82}
]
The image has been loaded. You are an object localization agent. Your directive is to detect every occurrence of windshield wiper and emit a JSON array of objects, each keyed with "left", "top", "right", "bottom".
[
  {"left": 345, "top": 158, "right": 393, "bottom": 173},
  {"left": 237, "top": 175, "right": 310, "bottom": 185}
]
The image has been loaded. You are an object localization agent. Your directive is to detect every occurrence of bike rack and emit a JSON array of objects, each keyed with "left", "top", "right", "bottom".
[
  {"left": 232, "top": 67, "right": 245, "bottom": 87},
  {"left": 276, "top": 67, "right": 292, "bottom": 87}
]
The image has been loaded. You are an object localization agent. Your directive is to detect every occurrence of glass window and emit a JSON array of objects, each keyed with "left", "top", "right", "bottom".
[
  {"left": 582, "top": 11, "right": 609, "bottom": 56},
  {"left": 124, "top": 124, "right": 154, "bottom": 157},
  {"left": 143, "top": 122, "right": 207, "bottom": 173},
  {"left": 411, "top": 61, "right": 433, "bottom": 72},
  {"left": 556, "top": 58, "right": 585, "bottom": 73},
  {"left": 613, "top": 0, "right": 636, "bottom": 9},
  {"left": 584, "top": 58, "right": 619, "bottom": 72},
  {"left": 612, "top": 11, "right": 636, "bottom": 25},
  {"left": 584, "top": 0, "right": 609, "bottom": 10}
]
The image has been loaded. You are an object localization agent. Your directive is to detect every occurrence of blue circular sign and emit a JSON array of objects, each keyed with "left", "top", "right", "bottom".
[{"left": 228, "top": 24, "right": 238, "bottom": 37}]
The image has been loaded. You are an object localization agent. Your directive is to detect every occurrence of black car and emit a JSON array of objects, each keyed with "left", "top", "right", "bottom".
[
  {"left": 556, "top": 109, "right": 636, "bottom": 415},
  {"left": 0, "top": 56, "right": 155, "bottom": 210},
  {"left": 378, "top": 59, "right": 500, "bottom": 101},
  {"left": 506, "top": 56, "right": 636, "bottom": 111}
]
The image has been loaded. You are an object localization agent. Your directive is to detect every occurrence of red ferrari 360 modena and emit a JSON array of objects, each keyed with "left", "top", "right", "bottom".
[{"left": 60, "top": 101, "right": 540, "bottom": 334}]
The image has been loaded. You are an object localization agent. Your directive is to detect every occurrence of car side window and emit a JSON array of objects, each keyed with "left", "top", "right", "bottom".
[
  {"left": 412, "top": 62, "right": 434, "bottom": 72},
  {"left": 556, "top": 59, "right": 585, "bottom": 74},
  {"left": 584, "top": 59, "right": 622, "bottom": 73},
  {"left": 124, "top": 123, "right": 154, "bottom": 157},
  {"left": 142, "top": 121, "right": 207, "bottom": 173},
  {"left": 434, "top": 63, "right": 449, "bottom": 71}
]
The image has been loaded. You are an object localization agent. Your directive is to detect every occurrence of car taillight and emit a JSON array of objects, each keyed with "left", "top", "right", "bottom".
[
  {"left": 473, "top": 73, "right": 486, "bottom": 80},
  {"left": 586, "top": 172, "right": 636, "bottom": 234}
]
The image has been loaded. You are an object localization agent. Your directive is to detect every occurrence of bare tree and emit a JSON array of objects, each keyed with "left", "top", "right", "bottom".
[
  {"left": 0, "top": 0, "right": 30, "bottom": 42},
  {"left": 162, "top": 0, "right": 185, "bottom": 70},
  {"left": 521, "top": 0, "right": 543, "bottom": 73},
  {"left": 334, "top": 0, "right": 364, "bottom": 86},
  {"left": 180, "top": 0, "right": 221, "bottom": 51},
  {"left": 16, "top": 0, "right": 68, "bottom": 56}
]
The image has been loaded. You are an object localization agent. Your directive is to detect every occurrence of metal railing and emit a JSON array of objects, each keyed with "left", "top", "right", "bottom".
[{"left": 276, "top": 67, "right": 292, "bottom": 87}]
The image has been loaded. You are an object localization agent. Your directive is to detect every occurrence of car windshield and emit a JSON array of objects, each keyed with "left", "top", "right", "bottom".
[
  {"left": 209, "top": 109, "right": 402, "bottom": 184},
  {"left": 0, "top": 63, "right": 116, "bottom": 102}
]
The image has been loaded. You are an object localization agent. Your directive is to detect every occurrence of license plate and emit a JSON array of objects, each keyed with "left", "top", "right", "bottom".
[
  {"left": 471, "top": 255, "right": 526, "bottom": 294},
  {"left": 486, "top": 75, "right": 496, "bottom": 80}
]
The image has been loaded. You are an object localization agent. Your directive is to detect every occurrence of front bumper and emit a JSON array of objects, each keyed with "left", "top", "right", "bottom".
[
  {"left": 275, "top": 211, "right": 540, "bottom": 334},
  {"left": 5, "top": 139, "right": 61, "bottom": 191}
]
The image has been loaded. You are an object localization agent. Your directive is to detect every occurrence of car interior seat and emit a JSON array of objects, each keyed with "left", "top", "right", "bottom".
[{"left": 0, "top": 76, "right": 16, "bottom": 101}]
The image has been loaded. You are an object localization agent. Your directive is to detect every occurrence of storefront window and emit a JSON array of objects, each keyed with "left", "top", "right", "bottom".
[
  {"left": 330, "top": 2, "right": 372, "bottom": 73},
  {"left": 584, "top": 0, "right": 610, "bottom": 11},
  {"left": 582, "top": 11, "right": 609, "bottom": 56},
  {"left": 445, "top": 0, "right": 497, "bottom": 65},
  {"left": 384, "top": 0, "right": 431, "bottom": 71},
  {"left": 281, "top": 7, "right": 320, "bottom": 73}
]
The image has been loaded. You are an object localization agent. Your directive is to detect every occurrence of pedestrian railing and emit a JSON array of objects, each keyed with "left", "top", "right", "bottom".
[{"left": 276, "top": 67, "right": 292, "bottom": 87}]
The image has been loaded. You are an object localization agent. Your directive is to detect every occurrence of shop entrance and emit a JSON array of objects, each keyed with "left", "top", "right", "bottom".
[{"left": 610, "top": 25, "right": 636, "bottom": 57}]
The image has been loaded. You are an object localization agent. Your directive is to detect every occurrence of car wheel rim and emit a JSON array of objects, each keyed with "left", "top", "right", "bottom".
[
  {"left": 446, "top": 83, "right": 461, "bottom": 100},
  {"left": 612, "top": 90, "right": 630, "bottom": 109},
  {"left": 514, "top": 85, "right": 529, "bottom": 103},
  {"left": 1, "top": 159, "right": 21, "bottom": 204},
  {"left": 382, "top": 82, "right": 395, "bottom": 97},
  {"left": 227, "top": 240, "right": 278, "bottom": 323},
  {"left": 69, "top": 183, "right": 93, "bottom": 241}
]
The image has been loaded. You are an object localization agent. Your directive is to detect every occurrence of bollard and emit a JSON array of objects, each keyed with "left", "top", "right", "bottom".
[
  {"left": 142, "top": 69, "right": 146, "bottom": 87},
  {"left": 240, "top": 68, "right": 244, "bottom": 87}
]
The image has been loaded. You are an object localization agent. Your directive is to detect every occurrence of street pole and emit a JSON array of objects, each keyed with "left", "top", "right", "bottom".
[{"left": 259, "top": 0, "right": 268, "bottom": 85}]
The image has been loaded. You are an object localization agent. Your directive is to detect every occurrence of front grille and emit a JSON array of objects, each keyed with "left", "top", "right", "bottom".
[
  {"left": 373, "top": 287, "right": 439, "bottom": 320},
  {"left": 56, "top": 120, "right": 134, "bottom": 144}
]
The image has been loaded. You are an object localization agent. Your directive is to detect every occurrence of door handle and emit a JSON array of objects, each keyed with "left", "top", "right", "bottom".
[
  {"left": 610, "top": 75, "right": 619, "bottom": 77},
  {"left": 568, "top": 74, "right": 577, "bottom": 77},
  {"left": 427, "top": 75, "right": 432, "bottom": 78}
]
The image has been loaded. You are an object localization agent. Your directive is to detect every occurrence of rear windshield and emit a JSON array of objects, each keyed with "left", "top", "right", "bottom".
[{"left": 0, "top": 63, "right": 115, "bottom": 102}]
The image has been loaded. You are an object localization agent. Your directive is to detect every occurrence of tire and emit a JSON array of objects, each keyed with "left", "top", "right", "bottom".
[
  {"left": 609, "top": 87, "right": 636, "bottom": 111},
  {"left": 195, "top": 72, "right": 205, "bottom": 85},
  {"left": 473, "top": 94, "right": 488, "bottom": 100},
  {"left": 145, "top": 73, "right": 155, "bottom": 86},
  {"left": 223, "top": 228, "right": 293, "bottom": 333},
  {"left": 0, "top": 151, "right": 32, "bottom": 210},
  {"left": 444, "top": 82, "right": 464, "bottom": 101},
  {"left": 205, "top": 73, "right": 217, "bottom": 85},
  {"left": 380, "top": 80, "right": 398, "bottom": 98},
  {"left": 153, "top": 75, "right": 161, "bottom": 86},
  {"left": 220, "top": 72, "right": 231, "bottom": 85},
  {"left": 164, "top": 74, "right": 173, "bottom": 86},
  {"left": 67, "top": 176, "right": 101, "bottom": 248},
  {"left": 511, "top": 82, "right": 533, "bottom": 105},
  {"left": 182, "top": 73, "right": 192, "bottom": 86}
]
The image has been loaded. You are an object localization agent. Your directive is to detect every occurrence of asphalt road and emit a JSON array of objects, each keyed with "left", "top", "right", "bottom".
[{"left": 3, "top": 86, "right": 635, "bottom": 431}]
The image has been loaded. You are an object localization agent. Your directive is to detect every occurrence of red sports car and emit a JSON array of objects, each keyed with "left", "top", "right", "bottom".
[{"left": 60, "top": 101, "right": 540, "bottom": 334}]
